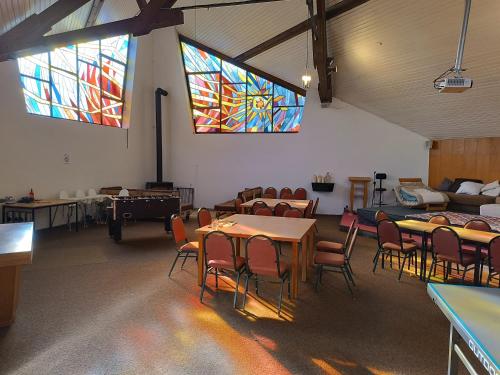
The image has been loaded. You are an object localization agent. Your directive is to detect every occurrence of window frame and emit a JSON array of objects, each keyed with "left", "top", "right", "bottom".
[
  {"left": 179, "top": 34, "right": 306, "bottom": 135},
  {"left": 17, "top": 34, "right": 131, "bottom": 128}
]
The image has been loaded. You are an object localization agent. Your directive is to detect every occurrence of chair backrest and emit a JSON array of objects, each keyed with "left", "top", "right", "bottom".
[
  {"left": 431, "top": 226, "right": 462, "bottom": 263},
  {"left": 171, "top": 215, "right": 187, "bottom": 245},
  {"left": 241, "top": 190, "right": 254, "bottom": 203},
  {"left": 76, "top": 189, "right": 85, "bottom": 198},
  {"left": 345, "top": 227, "right": 359, "bottom": 260},
  {"left": 377, "top": 220, "right": 402, "bottom": 248},
  {"left": 234, "top": 198, "right": 243, "bottom": 214},
  {"left": 118, "top": 189, "right": 129, "bottom": 197},
  {"left": 375, "top": 210, "right": 389, "bottom": 222},
  {"left": 255, "top": 207, "right": 273, "bottom": 216},
  {"left": 59, "top": 190, "right": 69, "bottom": 199},
  {"left": 88, "top": 188, "right": 97, "bottom": 197},
  {"left": 312, "top": 197, "right": 320, "bottom": 217},
  {"left": 204, "top": 231, "right": 236, "bottom": 269},
  {"left": 197, "top": 208, "right": 212, "bottom": 228},
  {"left": 283, "top": 208, "right": 303, "bottom": 218},
  {"left": 304, "top": 200, "right": 314, "bottom": 218},
  {"left": 264, "top": 187, "right": 277, "bottom": 199},
  {"left": 279, "top": 187, "right": 293, "bottom": 199},
  {"left": 252, "top": 201, "right": 268, "bottom": 214},
  {"left": 488, "top": 236, "right": 500, "bottom": 272},
  {"left": 343, "top": 219, "right": 357, "bottom": 248},
  {"left": 429, "top": 215, "right": 451, "bottom": 225},
  {"left": 464, "top": 219, "right": 491, "bottom": 232},
  {"left": 274, "top": 202, "right": 292, "bottom": 217},
  {"left": 293, "top": 188, "right": 307, "bottom": 200},
  {"left": 246, "top": 235, "right": 282, "bottom": 277},
  {"left": 262, "top": 193, "right": 274, "bottom": 199}
]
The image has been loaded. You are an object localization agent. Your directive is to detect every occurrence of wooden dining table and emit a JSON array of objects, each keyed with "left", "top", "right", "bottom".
[
  {"left": 396, "top": 220, "right": 499, "bottom": 285},
  {"left": 195, "top": 214, "right": 316, "bottom": 299},
  {"left": 240, "top": 198, "right": 310, "bottom": 212}
]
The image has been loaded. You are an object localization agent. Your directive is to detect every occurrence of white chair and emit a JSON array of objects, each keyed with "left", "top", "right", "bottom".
[{"left": 118, "top": 189, "right": 129, "bottom": 197}]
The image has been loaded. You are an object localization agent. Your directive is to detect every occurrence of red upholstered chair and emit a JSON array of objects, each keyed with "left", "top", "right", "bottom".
[
  {"left": 274, "top": 202, "right": 292, "bottom": 217},
  {"left": 251, "top": 201, "right": 268, "bottom": 214},
  {"left": 487, "top": 236, "right": 500, "bottom": 286},
  {"left": 312, "top": 197, "right": 320, "bottom": 217},
  {"left": 200, "top": 231, "right": 246, "bottom": 308},
  {"left": 293, "top": 188, "right": 307, "bottom": 200},
  {"left": 197, "top": 208, "right": 212, "bottom": 228},
  {"left": 429, "top": 215, "right": 451, "bottom": 225},
  {"left": 283, "top": 208, "right": 303, "bottom": 218},
  {"left": 316, "top": 218, "right": 356, "bottom": 254},
  {"left": 464, "top": 219, "right": 491, "bottom": 232},
  {"left": 462, "top": 219, "right": 491, "bottom": 273},
  {"left": 373, "top": 220, "right": 418, "bottom": 280},
  {"left": 168, "top": 215, "right": 199, "bottom": 277},
  {"left": 255, "top": 207, "right": 273, "bottom": 216},
  {"left": 264, "top": 187, "right": 277, "bottom": 199},
  {"left": 279, "top": 187, "right": 293, "bottom": 199},
  {"left": 427, "top": 226, "right": 475, "bottom": 283},
  {"left": 375, "top": 210, "right": 389, "bottom": 222},
  {"left": 304, "top": 200, "right": 314, "bottom": 218},
  {"left": 243, "top": 235, "right": 290, "bottom": 315},
  {"left": 314, "top": 227, "right": 359, "bottom": 294},
  {"left": 262, "top": 193, "right": 274, "bottom": 199}
]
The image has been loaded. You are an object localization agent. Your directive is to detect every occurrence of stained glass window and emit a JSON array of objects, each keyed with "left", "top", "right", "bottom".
[
  {"left": 17, "top": 34, "right": 130, "bottom": 128},
  {"left": 180, "top": 37, "right": 306, "bottom": 133}
]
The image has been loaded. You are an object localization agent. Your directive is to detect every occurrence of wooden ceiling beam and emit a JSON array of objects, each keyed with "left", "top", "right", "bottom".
[
  {"left": 0, "top": 0, "right": 93, "bottom": 48},
  {"left": 313, "top": 0, "right": 332, "bottom": 103},
  {"left": 0, "top": 4, "right": 183, "bottom": 61},
  {"left": 234, "top": 0, "right": 370, "bottom": 62},
  {"left": 136, "top": 0, "right": 149, "bottom": 9},
  {"left": 85, "top": 0, "right": 106, "bottom": 27}
]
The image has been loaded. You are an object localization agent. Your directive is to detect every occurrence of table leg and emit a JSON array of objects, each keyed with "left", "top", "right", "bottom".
[
  {"left": 197, "top": 232, "right": 204, "bottom": 286},
  {"left": 75, "top": 203, "right": 79, "bottom": 232},
  {"left": 301, "top": 236, "right": 307, "bottom": 282},
  {"left": 235, "top": 238, "right": 241, "bottom": 257},
  {"left": 0, "top": 266, "right": 21, "bottom": 327},
  {"left": 447, "top": 325, "right": 461, "bottom": 375},
  {"left": 291, "top": 242, "right": 299, "bottom": 299},
  {"left": 473, "top": 245, "right": 482, "bottom": 286}
]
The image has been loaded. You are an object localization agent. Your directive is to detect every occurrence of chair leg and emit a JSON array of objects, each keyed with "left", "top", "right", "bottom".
[
  {"left": 427, "top": 258, "right": 436, "bottom": 283},
  {"left": 200, "top": 268, "right": 208, "bottom": 302},
  {"left": 413, "top": 252, "right": 418, "bottom": 276},
  {"left": 345, "top": 265, "right": 356, "bottom": 286},
  {"left": 341, "top": 267, "right": 353, "bottom": 295},
  {"left": 215, "top": 268, "right": 218, "bottom": 289},
  {"left": 461, "top": 265, "right": 467, "bottom": 284},
  {"left": 168, "top": 252, "right": 181, "bottom": 277},
  {"left": 233, "top": 271, "right": 241, "bottom": 308},
  {"left": 278, "top": 278, "right": 285, "bottom": 316},
  {"left": 255, "top": 277, "right": 259, "bottom": 295},
  {"left": 242, "top": 274, "right": 250, "bottom": 309},
  {"left": 180, "top": 252, "right": 189, "bottom": 269},
  {"left": 373, "top": 249, "right": 381, "bottom": 273},
  {"left": 287, "top": 275, "right": 291, "bottom": 298},
  {"left": 398, "top": 254, "right": 407, "bottom": 281},
  {"left": 347, "top": 262, "right": 354, "bottom": 275}
]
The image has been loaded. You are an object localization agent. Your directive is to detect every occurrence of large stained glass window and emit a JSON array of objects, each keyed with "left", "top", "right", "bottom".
[
  {"left": 180, "top": 37, "right": 306, "bottom": 133},
  {"left": 17, "top": 35, "right": 130, "bottom": 128}
]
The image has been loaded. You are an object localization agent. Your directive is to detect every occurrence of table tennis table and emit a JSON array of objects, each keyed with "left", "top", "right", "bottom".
[{"left": 428, "top": 284, "right": 499, "bottom": 375}]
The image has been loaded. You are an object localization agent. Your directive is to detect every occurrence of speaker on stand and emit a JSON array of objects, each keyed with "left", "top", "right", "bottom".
[{"left": 371, "top": 172, "right": 387, "bottom": 207}]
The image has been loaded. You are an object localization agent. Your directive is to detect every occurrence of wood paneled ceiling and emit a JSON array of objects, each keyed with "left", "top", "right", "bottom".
[{"left": 2, "top": 0, "right": 500, "bottom": 139}]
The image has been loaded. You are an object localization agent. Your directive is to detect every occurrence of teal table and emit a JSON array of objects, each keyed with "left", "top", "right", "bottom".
[{"left": 428, "top": 284, "right": 499, "bottom": 375}]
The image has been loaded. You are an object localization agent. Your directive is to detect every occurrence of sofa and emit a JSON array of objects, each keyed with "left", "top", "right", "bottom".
[{"left": 440, "top": 178, "right": 500, "bottom": 214}]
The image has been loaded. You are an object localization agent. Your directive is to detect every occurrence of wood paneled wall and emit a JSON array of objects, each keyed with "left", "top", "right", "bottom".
[{"left": 428, "top": 137, "right": 500, "bottom": 188}]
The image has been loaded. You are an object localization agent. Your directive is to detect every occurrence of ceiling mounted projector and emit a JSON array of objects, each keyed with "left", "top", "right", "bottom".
[{"left": 433, "top": 0, "right": 473, "bottom": 93}]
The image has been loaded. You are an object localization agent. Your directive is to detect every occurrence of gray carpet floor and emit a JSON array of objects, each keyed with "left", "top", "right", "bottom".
[{"left": 0, "top": 215, "right": 479, "bottom": 374}]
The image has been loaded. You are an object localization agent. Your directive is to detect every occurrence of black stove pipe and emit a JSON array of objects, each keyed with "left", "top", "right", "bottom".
[{"left": 155, "top": 88, "right": 168, "bottom": 183}]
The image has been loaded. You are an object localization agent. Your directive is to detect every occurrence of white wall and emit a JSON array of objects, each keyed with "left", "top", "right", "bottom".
[
  {"left": 153, "top": 29, "right": 430, "bottom": 215},
  {"left": 0, "top": 35, "right": 156, "bottom": 226}
]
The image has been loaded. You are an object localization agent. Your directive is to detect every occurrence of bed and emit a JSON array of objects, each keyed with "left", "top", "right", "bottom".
[{"left": 394, "top": 178, "right": 449, "bottom": 211}]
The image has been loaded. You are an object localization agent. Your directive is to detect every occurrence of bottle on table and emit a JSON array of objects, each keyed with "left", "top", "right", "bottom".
[{"left": 29, "top": 188, "right": 34, "bottom": 201}]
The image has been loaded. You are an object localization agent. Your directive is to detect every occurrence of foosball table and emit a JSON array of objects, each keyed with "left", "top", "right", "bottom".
[{"left": 107, "top": 195, "right": 180, "bottom": 242}]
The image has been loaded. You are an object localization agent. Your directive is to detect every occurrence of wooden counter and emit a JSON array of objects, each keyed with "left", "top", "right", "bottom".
[{"left": 0, "top": 222, "right": 33, "bottom": 327}]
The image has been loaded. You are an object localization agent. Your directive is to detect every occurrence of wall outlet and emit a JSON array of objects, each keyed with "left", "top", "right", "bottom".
[{"left": 63, "top": 153, "right": 71, "bottom": 164}]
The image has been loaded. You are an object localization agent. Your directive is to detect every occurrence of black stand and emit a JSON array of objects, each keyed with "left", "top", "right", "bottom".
[{"left": 371, "top": 172, "right": 387, "bottom": 207}]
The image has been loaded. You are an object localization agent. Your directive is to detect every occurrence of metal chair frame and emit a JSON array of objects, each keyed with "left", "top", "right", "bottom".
[{"left": 168, "top": 214, "right": 198, "bottom": 277}]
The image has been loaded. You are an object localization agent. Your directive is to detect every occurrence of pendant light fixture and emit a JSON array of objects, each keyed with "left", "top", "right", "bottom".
[{"left": 302, "top": 28, "right": 312, "bottom": 89}]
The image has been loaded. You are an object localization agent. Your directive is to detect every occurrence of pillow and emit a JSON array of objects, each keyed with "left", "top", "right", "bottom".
[
  {"left": 482, "top": 186, "right": 500, "bottom": 197},
  {"left": 448, "top": 178, "right": 483, "bottom": 193},
  {"left": 456, "top": 181, "right": 485, "bottom": 195},
  {"left": 437, "top": 177, "right": 453, "bottom": 192},
  {"left": 481, "top": 180, "right": 499, "bottom": 192}
]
